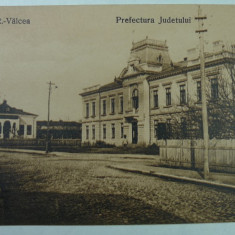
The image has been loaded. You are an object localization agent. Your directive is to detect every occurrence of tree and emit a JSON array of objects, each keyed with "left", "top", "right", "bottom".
[{"left": 173, "top": 49, "right": 235, "bottom": 139}]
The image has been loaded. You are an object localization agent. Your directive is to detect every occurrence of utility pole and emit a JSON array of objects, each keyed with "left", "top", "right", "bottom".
[
  {"left": 195, "top": 6, "right": 209, "bottom": 179},
  {"left": 46, "top": 81, "right": 57, "bottom": 153}
]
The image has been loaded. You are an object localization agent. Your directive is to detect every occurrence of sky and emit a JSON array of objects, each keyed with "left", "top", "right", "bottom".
[{"left": 0, "top": 5, "right": 235, "bottom": 121}]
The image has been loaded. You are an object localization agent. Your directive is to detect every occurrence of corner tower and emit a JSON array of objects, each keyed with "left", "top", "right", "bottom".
[{"left": 129, "top": 36, "right": 172, "bottom": 72}]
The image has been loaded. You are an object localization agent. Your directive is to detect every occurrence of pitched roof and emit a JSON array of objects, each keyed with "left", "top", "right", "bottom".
[
  {"left": 80, "top": 80, "right": 123, "bottom": 96},
  {"left": 98, "top": 80, "right": 123, "bottom": 92},
  {"left": 0, "top": 100, "right": 38, "bottom": 116}
]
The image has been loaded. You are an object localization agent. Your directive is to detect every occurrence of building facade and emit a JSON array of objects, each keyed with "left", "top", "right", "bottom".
[
  {"left": 80, "top": 38, "right": 235, "bottom": 146},
  {"left": 0, "top": 100, "right": 37, "bottom": 139}
]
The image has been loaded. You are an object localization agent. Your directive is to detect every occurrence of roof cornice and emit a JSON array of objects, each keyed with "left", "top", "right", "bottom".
[{"left": 147, "top": 57, "right": 235, "bottom": 81}]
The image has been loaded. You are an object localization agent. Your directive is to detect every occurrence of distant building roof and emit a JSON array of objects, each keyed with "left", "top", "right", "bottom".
[
  {"left": 37, "top": 120, "right": 81, "bottom": 127},
  {"left": 0, "top": 100, "right": 37, "bottom": 116}
]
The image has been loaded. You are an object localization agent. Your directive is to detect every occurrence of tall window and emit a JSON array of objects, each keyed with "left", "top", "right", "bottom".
[
  {"left": 92, "top": 102, "right": 96, "bottom": 117},
  {"left": 86, "top": 126, "right": 89, "bottom": 140},
  {"left": 166, "top": 119, "right": 172, "bottom": 139},
  {"left": 92, "top": 125, "right": 95, "bottom": 139},
  {"left": 180, "top": 85, "right": 186, "bottom": 105},
  {"left": 111, "top": 123, "right": 115, "bottom": 139},
  {"left": 211, "top": 78, "right": 219, "bottom": 99},
  {"left": 157, "top": 123, "right": 167, "bottom": 140},
  {"left": 111, "top": 98, "right": 115, "bottom": 114},
  {"left": 103, "top": 124, "right": 106, "bottom": 139},
  {"left": 102, "top": 100, "right": 106, "bottom": 115},
  {"left": 120, "top": 96, "right": 123, "bottom": 113},
  {"left": 132, "top": 89, "right": 139, "bottom": 109},
  {"left": 19, "top": 125, "right": 24, "bottom": 136},
  {"left": 27, "top": 125, "right": 32, "bottom": 135},
  {"left": 86, "top": 103, "right": 89, "bottom": 118},
  {"left": 154, "top": 120, "right": 158, "bottom": 137},
  {"left": 121, "top": 123, "right": 124, "bottom": 138},
  {"left": 153, "top": 90, "right": 158, "bottom": 108},
  {"left": 166, "top": 88, "right": 171, "bottom": 106},
  {"left": 197, "top": 81, "right": 202, "bottom": 102}
]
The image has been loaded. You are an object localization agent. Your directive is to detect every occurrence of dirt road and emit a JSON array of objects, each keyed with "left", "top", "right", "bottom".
[{"left": 0, "top": 151, "right": 234, "bottom": 225}]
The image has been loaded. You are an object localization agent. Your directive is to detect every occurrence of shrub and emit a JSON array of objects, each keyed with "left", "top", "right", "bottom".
[{"left": 94, "top": 141, "right": 116, "bottom": 148}]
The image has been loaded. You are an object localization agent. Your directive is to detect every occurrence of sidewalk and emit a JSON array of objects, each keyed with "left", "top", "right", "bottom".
[
  {"left": 0, "top": 147, "right": 235, "bottom": 190},
  {"left": 108, "top": 163, "right": 235, "bottom": 190},
  {"left": 0, "top": 147, "right": 58, "bottom": 156}
]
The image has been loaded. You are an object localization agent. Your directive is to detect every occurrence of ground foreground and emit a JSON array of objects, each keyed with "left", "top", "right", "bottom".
[{"left": 0, "top": 151, "right": 234, "bottom": 225}]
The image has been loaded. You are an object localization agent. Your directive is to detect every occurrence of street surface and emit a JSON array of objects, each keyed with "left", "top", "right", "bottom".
[{"left": 0, "top": 151, "right": 234, "bottom": 225}]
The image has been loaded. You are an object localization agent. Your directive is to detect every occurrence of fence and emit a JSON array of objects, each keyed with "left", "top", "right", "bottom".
[
  {"left": 0, "top": 139, "right": 81, "bottom": 151},
  {"left": 156, "top": 139, "right": 235, "bottom": 173}
]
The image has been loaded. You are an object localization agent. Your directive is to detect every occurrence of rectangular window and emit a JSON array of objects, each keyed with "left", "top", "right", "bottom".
[
  {"left": 154, "top": 120, "right": 158, "bottom": 137},
  {"left": 211, "top": 78, "right": 219, "bottom": 99},
  {"left": 132, "top": 89, "right": 139, "bottom": 109},
  {"left": 197, "top": 81, "right": 202, "bottom": 102},
  {"left": 92, "top": 125, "right": 95, "bottom": 140},
  {"left": 166, "top": 119, "right": 172, "bottom": 139},
  {"left": 120, "top": 96, "right": 123, "bottom": 113},
  {"left": 153, "top": 90, "right": 158, "bottom": 108},
  {"left": 157, "top": 123, "right": 167, "bottom": 140},
  {"left": 180, "top": 85, "right": 186, "bottom": 105},
  {"left": 111, "top": 98, "right": 115, "bottom": 114},
  {"left": 102, "top": 100, "right": 106, "bottom": 115},
  {"left": 86, "top": 103, "right": 89, "bottom": 118},
  {"left": 103, "top": 124, "right": 106, "bottom": 139},
  {"left": 92, "top": 102, "right": 96, "bottom": 117},
  {"left": 19, "top": 125, "right": 24, "bottom": 136},
  {"left": 86, "top": 126, "right": 89, "bottom": 140},
  {"left": 121, "top": 123, "right": 124, "bottom": 138},
  {"left": 166, "top": 88, "right": 171, "bottom": 106},
  {"left": 111, "top": 123, "right": 115, "bottom": 139},
  {"left": 27, "top": 125, "right": 32, "bottom": 135}
]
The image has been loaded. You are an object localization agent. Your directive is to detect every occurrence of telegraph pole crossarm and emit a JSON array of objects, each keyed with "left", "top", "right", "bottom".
[{"left": 195, "top": 6, "right": 210, "bottom": 179}]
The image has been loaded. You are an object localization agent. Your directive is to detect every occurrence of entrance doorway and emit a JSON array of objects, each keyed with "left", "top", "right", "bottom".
[
  {"left": 132, "top": 122, "right": 138, "bottom": 144},
  {"left": 3, "top": 121, "right": 11, "bottom": 139}
]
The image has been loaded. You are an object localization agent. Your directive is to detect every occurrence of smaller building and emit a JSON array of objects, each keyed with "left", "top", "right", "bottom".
[
  {"left": 0, "top": 100, "right": 37, "bottom": 139},
  {"left": 37, "top": 121, "right": 81, "bottom": 139}
]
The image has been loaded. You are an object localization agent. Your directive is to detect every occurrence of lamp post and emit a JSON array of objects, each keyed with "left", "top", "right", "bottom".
[{"left": 46, "top": 81, "right": 57, "bottom": 153}]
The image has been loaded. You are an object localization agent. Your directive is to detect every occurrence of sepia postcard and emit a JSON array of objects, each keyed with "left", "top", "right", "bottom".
[{"left": 0, "top": 2, "right": 235, "bottom": 235}]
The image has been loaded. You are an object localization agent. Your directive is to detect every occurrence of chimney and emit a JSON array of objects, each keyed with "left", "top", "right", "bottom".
[
  {"left": 213, "top": 40, "right": 224, "bottom": 53},
  {"left": 231, "top": 44, "right": 235, "bottom": 53},
  {"left": 187, "top": 48, "right": 198, "bottom": 60}
]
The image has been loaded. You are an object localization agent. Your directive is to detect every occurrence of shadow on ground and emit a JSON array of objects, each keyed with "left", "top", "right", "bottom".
[{"left": 0, "top": 191, "right": 187, "bottom": 225}]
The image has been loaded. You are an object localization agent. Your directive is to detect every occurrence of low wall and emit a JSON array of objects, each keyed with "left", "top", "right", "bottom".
[{"left": 157, "top": 139, "right": 235, "bottom": 173}]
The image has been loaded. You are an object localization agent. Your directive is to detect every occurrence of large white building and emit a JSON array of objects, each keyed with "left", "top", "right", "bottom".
[
  {"left": 0, "top": 100, "right": 37, "bottom": 139},
  {"left": 80, "top": 38, "right": 235, "bottom": 146}
]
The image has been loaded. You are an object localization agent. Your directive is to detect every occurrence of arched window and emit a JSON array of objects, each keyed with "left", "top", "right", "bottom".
[
  {"left": 132, "top": 89, "right": 139, "bottom": 109},
  {"left": 158, "top": 54, "right": 163, "bottom": 63}
]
